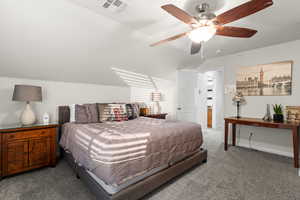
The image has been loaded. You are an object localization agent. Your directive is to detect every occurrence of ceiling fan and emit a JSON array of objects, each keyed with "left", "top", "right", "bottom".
[{"left": 150, "top": 0, "right": 273, "bottom": 56}]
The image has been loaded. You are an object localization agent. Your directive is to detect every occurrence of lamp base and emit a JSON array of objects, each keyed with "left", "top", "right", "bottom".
[
  {"left": 153, "top": 102, "right": 161, "bottom": 114},
  {"left": 21, "top": 102, "right": 36, "bottom": 125}
]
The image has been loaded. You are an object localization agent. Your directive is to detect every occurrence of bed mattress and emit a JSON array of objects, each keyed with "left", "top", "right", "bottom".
[{"left": 60, "top": 117, "right": 203, "bottom": 188}]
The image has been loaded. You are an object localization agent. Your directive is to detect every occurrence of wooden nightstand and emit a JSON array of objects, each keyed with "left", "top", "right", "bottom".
[
  {"left": 144, "top": 113, "right": 168, "bottom": 119},
  {"left": 0, "top": 123, "right": 59, "bottom": 179}
]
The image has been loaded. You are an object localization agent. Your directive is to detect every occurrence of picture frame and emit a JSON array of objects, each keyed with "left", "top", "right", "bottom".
[{"left": 236, "top": 61, "right": 293, "bottom": 96}]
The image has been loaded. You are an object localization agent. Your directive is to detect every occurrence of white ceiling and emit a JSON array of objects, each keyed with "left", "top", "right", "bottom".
[
  {"left": 69, "top": 0, "right": 300, "bottom": 59},
  {"left": 1, "top": 0, "right": 300, "bottom": 86}
]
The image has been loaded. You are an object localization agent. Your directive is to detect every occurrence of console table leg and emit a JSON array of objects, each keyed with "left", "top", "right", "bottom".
[
  {"left": 292, "top": 127, "right": 299, "bottom": 168},
  {"left": 232, "top": 124, "right": 236, "bottom": 146},
  {"left": 224, "top": 121, "right": 229, "bottom": 151}
]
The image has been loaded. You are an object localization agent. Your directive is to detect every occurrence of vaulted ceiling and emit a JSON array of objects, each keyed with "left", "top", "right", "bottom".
[{"left": 1, "top": 0, "right": 300, "bottom": 85}]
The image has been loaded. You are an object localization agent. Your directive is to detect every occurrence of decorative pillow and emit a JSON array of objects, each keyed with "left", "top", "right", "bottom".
[
  {"left": 75, "top": 103, "right": 99, "bottom": 123},
  {"left": 132, "top": 103, "right": 140, "bottom": 117},
  {"left": 109, "top": 104, "right": 128, "bottom": 121},
  {"left": 98, "top": 103, "right": 128, "bottom": 122},
  {"left": 126, "top": 104, "right": 139, "bottom": 119},
  {"left": 98, "top": 103, "right": 111, "bottom": 122},
  {"left": 126, "top": 104, "right": 134, "bottom": 120}
]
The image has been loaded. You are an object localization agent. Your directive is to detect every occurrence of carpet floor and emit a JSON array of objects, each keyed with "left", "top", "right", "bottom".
[{"left": 1, "top": 130, "right": 300, "bottom": 200}]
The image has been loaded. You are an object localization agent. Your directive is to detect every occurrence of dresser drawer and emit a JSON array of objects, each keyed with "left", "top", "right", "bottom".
[{"left": 6, "top": 129, "right": 51, "bottom": 141}]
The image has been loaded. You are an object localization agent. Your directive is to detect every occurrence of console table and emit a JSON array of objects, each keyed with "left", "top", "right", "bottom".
[{"left": 224, "top": 117, "right": 300, "bottom": 168}]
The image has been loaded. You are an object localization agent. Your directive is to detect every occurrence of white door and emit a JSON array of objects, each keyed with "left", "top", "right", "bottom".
[
  {"left": 197, "top": 73, "right": 208, "bottom": 128},
  {"left": 176, "top": 70, "right": 198, "bottom": 123}
]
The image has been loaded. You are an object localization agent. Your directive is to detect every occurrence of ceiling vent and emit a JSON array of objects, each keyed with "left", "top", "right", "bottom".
[{"left": 100, "top": 0, "right": 127, "bottom": 12}]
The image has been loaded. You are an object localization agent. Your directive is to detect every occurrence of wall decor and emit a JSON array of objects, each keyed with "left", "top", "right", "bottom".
[
  {"left": 262, "top": 104, "right": 272, "bottom": 121},
  {"left": 236, "top": 61, "right": 292, "bottom": 96}
]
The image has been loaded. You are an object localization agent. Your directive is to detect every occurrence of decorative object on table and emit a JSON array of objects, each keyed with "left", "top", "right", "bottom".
[
  {"left": 138, "top": 103, "right": 149, "bottom": 116},
  {"left": 236, "top": 61, "right": 292, "bottom": 96},
  {"left": 43, "top": 112, "right": 50, "bottom": 124},
  {"left": 286, "top": 106, "right": 300, "bottom": 123},
  {"left": 12, "top": 85, "right": 42, "bottom": 125},
  {"left": 273, "top": 104, "right": 284, "bottom": 123},
  {"left": 232, "top": 92, "right": 245, "bottom": 118},
  {"left": 262, "top": 104, "right": 272, "bottom": 121},
  {"left": 140, "top": 108, "right": 150, "bottom": 116},
  {"left": 151, "top": 91, "right": 162, "bottom": 114}
]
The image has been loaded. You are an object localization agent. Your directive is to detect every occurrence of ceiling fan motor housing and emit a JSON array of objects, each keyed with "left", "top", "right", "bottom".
[{"left": 197, "top": 3, "right": 210, "bottom": 13}]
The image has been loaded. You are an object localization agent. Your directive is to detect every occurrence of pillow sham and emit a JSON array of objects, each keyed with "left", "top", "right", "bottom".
[
  {"left": 75, "top": 104, "right": 89, "bottom": 123},
  {"left": 75, "top": 103, "right": 99, "bottom": 123}
]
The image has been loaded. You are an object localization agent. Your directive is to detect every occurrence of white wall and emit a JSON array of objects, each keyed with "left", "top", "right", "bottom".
[
  {"left": 214, "top": 69, "right": 225, "bottom": 130},
  {"left": 0, "top": 77, "right": 130, "bottom": 125},
  {"left": 130, "top": 77, "right": 177, "bottom": 119},
  {"left": 199, "top": 40, "right": 300, "bottom": 157}
]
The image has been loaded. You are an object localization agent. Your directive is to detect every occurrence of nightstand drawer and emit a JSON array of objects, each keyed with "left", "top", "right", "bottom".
[{"left": 6, "top": 129, "right": 51, "bottom": 141}]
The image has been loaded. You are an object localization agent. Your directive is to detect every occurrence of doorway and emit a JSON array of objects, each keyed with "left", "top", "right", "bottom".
[
  {"left": 176, "top": 68, "right": 224, "bottom": 130},
  {"left": 198, "top": 69, "right": 224, "bottom": 130}
]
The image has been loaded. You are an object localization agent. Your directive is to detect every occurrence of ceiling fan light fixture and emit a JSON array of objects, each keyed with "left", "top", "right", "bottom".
[{"left": 188, "top": 25, "right": 216, "bottom": 43}]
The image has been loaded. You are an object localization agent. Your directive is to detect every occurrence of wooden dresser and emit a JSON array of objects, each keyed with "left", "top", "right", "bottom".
[{"left": 0, "top": 123, "right": 59, "bottom": 179}]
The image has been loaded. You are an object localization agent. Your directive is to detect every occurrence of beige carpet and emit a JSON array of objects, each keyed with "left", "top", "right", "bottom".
[{"left": 1, "top": 130, "right": 299, "bottom": 200}]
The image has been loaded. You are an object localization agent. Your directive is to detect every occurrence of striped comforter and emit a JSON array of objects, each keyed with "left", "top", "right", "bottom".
[{"left": 60, "top": 117, "right": 203, "bottom": 186}]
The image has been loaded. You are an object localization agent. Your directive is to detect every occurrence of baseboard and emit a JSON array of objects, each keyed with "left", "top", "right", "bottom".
[{"left": 237, "top": 138, "right": 293, "bottom": 158}]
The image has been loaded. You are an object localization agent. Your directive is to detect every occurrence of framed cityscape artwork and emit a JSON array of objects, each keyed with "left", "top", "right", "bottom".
[{"left": 236, "top": 61, "right": 293, "bottom": 96}]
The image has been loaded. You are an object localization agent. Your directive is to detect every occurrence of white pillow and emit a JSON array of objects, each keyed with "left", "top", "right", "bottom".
[{"left": 69, "top": 104, "right": 76, "bottom": 122}]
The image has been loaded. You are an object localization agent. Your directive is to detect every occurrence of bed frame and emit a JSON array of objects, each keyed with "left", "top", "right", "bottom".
[{"left": 58, "top": 106, "right": 207, "bottom": 200}]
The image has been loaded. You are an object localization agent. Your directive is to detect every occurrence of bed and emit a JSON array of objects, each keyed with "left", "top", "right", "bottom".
[{"left": 58, "top": 106, "right": 207, "bottom": 200}]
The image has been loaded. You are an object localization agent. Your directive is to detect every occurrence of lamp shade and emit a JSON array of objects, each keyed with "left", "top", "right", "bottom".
[
  {"left": 151, "top": 92, "right": 161, "bottom": 102},
  {"left": 12, "top": 85, "right": 42, "bottom": 102},
  {"left": 232, "top": 92, "right": 245, "bottom": 103}
]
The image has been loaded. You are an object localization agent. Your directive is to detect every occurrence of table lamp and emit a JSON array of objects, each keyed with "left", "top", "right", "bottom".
[
  {"left": 232, "top": 92, "right": 245, "bottom": 118},
  {"left": 12, "top": 85, "right": 42, "bottom": 125},
  {"left": 151, "top": 92, "right": 162, "bottom": 114}
]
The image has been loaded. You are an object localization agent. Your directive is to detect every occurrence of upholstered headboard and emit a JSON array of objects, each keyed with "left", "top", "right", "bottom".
[{"left": 58, "top": 106, "right": 70, "bottom": 125}]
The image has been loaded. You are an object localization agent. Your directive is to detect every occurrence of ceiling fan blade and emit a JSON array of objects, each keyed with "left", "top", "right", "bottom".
[
  {"left": 150, "top": 32, "right": 188, "bottom": 47},
  {"left": 216, "top": 26, "right": 257, "bottom": 38},
  {"left": 162, "top": 4, "right": 198, "bottom": 25},
  {"left": 191, "top": 42, "right": 202, "bottom": 55},
  {"left": 215, "top": 0, "right": 273, "bottom": 25}
]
